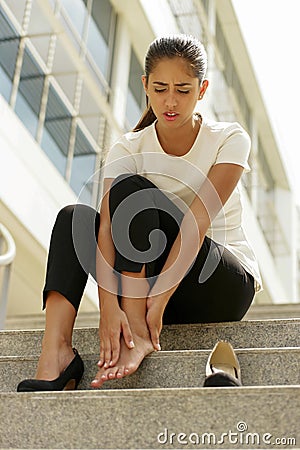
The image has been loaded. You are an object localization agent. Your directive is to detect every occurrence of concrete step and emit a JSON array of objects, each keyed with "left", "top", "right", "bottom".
[
  {"left": 5, "top": 302, "right": 300, "bottom": 330},
  {"left": 244, "top": 302, "right": 300, "bottom": 320},
  {"left": 1, "top": 386, "right": 299, "bottom": 449},
  {"left": 1, "top": 319, "right": 300, "bottom": 357},
  {"left": 1, "top": 347, "right": 299, "bottom": 392}
]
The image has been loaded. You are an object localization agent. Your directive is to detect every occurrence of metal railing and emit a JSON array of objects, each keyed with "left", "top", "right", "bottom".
[{"left": 0, "top": 223, "right": 16, "bottom": 329}]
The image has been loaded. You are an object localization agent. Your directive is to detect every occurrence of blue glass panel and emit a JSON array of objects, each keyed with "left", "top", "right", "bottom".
[
  {"left": 70, "top": 153, "right": 96, "bottom": 204},
  {"left": 43, "top": 84, "right": 72, "bottom": 157},
  {"left": 126, "top": 89, "right": 142, "bottom": 129},
  {"left": 41, "top": 83, "right": 72, "bottom": 175},
  {"left": 60, "top": 0, "right": 86, "bottom": 37},
  {"left": 0, "top": 65, "right": 12, "bottom": 102},
  {"left": 126, "top": 48, "right": 144, "bottom": 128},
  {"left": 15, "top": 92, "right": 38, "bottom": 137},
  {"left": 91, "top": 0, "right": 112, "bottom": 44},
  {"left": 86, "top": 19, "right": 108, "bottom": 76},
  {"left": 70, "top": 125, "right": 97, "bottom": 204},
  {"left": 41, "top": 127, "right": 67, "bottom": 176},
  {"left": 0, "top": 7, "right": 20, "bottom": 91},
  {"left": 15, "top": 46, "right": 44, "bottom": 137}
]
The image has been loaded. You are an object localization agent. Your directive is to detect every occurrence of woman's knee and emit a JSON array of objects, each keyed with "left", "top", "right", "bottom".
[
  {"left": 55, "top": 204, "right": 99, "bottom": 233},
  {"left": 109, "top": 174, "right": 155, "bottom": 219},
  {"left": 111, "top": 173, "right": 149, "bottom": 189},
  {"left": 55, "top": 205, "right": 76, "bottom": 228}
]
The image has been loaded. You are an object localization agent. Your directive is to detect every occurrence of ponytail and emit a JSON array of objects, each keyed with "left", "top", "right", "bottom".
[{"left": 132, "top": 101, "right": 157, "bottom": 132}]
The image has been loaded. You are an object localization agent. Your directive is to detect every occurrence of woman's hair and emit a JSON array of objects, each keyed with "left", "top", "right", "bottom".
[{"left": 133, "top": 34, "right": 207, "bottom": 132}]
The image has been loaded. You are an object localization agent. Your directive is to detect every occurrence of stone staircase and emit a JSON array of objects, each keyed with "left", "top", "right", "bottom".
[{"left": 0, "top": 319, "right": 300, "bottom": 449}]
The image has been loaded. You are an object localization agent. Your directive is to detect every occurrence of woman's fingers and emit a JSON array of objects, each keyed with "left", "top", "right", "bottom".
[
  {"left": 148, "top": 323, "right": 161, "bottom": 351},
  {"left": 97, "top": 309, "right": 133, "bottom": 368},
  {"left": 109, "top": 331, "right": 121, "bottom": 367},
  {"left": 146, "top": 306, "right": 162, "bottom": 351},
  {"left": 98, "top": 346, "right": 105, "bottom": 367},
  {"left": 102, "top": 336, "right": 112, "bottom": 368},
  {"left": 122, "top": 319, "right": 135, "bottom": 350},
  {"left": 99, "top": 327, "right": 122, "bottom": 368}
]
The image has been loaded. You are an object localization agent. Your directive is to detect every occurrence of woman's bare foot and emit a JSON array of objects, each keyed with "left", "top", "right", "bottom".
[
  {"left": 91, "top": 330, "right": 155, "bottom": 388},
  {"left": 35, "top": 342, "right": 75, "bottom": 381}
]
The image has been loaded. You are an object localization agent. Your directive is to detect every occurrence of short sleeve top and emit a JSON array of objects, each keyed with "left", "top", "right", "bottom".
[{"left": 102, "top": 118, "right": 262, "bottom": 290}]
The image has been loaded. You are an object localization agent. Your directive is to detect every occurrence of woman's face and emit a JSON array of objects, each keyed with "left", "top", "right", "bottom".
[{"left": 142, "top": 57, "right": 208, "bottom": 131}]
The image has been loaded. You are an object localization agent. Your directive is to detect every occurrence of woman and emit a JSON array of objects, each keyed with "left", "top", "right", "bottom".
[{"left": 17, "top": 34, "right": 261, "bottom": 392}]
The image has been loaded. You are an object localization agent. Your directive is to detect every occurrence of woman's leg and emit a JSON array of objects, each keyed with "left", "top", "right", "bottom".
[
  {"left": 35, "top": 292, "right": 77, "bottom": 381},
  {"left": 36, "top": 204, "right": 100, "bottom": 380},
  {"left": 106, "top": 174, "right": 254, "bottom": 325}
]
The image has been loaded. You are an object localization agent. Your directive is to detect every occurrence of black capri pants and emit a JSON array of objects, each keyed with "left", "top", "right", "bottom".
[{"left": 43, "top": 174, "right": 255, "bottom": 323}]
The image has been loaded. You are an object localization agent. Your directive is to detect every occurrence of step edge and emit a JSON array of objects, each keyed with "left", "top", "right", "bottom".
[
  {"left": 1, "top": 384, "right": 300, "bottom": 399},
  {"left": 1, "top": 346, "right": 300, "bottom": 362},
  {"left": 2, "top": 317, "right": 300, "bottom": 336}
]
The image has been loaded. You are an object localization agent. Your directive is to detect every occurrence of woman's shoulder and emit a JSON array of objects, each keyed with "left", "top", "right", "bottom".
[
  {"left": 203, "top": 118, "right": 249, "bottom": 140},
  {"left": 118, "top": 124, "right": 154, "bottom": 146},
  {"left": 108, "top": 124, "right": 156, "bottom": 160}
]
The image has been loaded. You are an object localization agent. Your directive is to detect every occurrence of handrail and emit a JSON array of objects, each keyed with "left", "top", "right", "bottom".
[
  {"left": 0, "top": 223, "right": 16, "bottom": 330},
  {"left": 0, "top": 224, "right": 16, "bottom": 266}
]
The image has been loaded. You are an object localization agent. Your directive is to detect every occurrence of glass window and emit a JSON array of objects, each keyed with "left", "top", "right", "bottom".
[
  {"left": 41, "top": 83, "right": 72, "bottom": 175},
  {"left": 126, "top": 90, "right": 143, "bottom": 130},
  {"left": 41, "top": 127, "right": 68, "bottom": 176},
  {"left": 0, "top": 65, "right": 12, "bottom": 102},
  {"left": 70, "top": 125, "right": 97, "bottom": 204},
  {"left": 91, "top": 0, "right": 112, "bottom": 44},
  {"left": 60, "top": 0, "right": 87, "bottom": 38},
  {"left": 0, "top": 7, "right": 20, "bottom": 101},
  {"left": 15, "top": 46, "right": 44, "bottom": 137},
  {"left": 15, "top": 91, "right": 39, "bottom": 136},
  {"left": 126, "top": 48, "right": 145, "bottom": 128},
  {"left": 86, "top": 0, "right": 115, "bottom": 78},
  {"left": 86, "top": 18, "right": 108, "bottom": 76}
]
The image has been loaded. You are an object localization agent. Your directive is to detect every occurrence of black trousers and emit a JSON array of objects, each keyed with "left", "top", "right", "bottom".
[{"left": 43, "top": 174, "right": 255, "bottom": 323}]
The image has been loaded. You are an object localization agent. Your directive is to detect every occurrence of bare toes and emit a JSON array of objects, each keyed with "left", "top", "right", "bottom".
[
  {"left": 116, "top": 366, "right": 125, "bottom": 379},
  {"left": 91, "top": 369, "right": 107, "bottom": 388},
  {"left": 107, "top": 367, "right": 119, "bottom": 380},
  {"left": 116, "top": 366, "right": 131, "bottom": 379}
]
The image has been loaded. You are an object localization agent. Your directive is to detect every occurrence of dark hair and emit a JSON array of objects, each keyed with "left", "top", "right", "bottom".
[{"left": 133, "top": 34, "right": 207, "bottom": 132}]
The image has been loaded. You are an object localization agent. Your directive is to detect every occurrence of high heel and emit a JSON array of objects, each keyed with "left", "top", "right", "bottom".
[
  {"left": 203, "top": 341, "right": 242, "bottom": 387},
  {"left": 17, "top": 348, "right": 84, "bottom": 392}
]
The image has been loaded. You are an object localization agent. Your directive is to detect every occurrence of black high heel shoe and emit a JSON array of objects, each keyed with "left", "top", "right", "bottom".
[{"left": 17, "top": 348, "right": 84, "bottom": 392}]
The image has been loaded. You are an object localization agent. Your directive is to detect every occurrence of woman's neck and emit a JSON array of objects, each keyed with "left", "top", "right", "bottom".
[{"left": 155, "top": 114, "right": 202, "bottom": 156}]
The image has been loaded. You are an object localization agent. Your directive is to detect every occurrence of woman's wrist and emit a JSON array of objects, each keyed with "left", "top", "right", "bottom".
[
  {"left": 98, "top": 288, "right": 120, "bottom": 310},
  {"left": 147, "top": 292, "right": 170, "bottom": 311}
]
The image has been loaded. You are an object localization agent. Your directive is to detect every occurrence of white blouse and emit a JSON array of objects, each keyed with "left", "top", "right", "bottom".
[{"left": 103, "top": 118, "right": 262, "bottom": 291}]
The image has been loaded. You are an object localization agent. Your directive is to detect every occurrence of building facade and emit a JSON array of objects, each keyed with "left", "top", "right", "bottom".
[{"left": 0, "top": 0, "right": 299, "bottom": 323}]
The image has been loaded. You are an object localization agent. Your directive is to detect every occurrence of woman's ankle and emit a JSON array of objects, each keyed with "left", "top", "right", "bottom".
[{"left": 41, "top": 335, "right": 72, "bottom": 353}]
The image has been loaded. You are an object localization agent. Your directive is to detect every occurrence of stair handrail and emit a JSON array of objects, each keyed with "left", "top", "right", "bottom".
[{"left": 0, "top": 223, "right": 16, "bottom": 329}]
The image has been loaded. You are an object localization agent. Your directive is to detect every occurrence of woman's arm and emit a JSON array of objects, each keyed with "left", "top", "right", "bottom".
[
  {"left": 96, "top": 178, "right": 135, "bottom": 368},
  {"left": 146, "top": 163, "right": 244, "bottom": 349}
]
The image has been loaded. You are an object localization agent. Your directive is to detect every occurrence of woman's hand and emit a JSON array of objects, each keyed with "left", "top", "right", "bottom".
[
  {"left": 146, "top": 295, "right": 168, "bottom": 351},
  {"left": 98, "top": 298, "right": 135, "bottom": 369}
]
